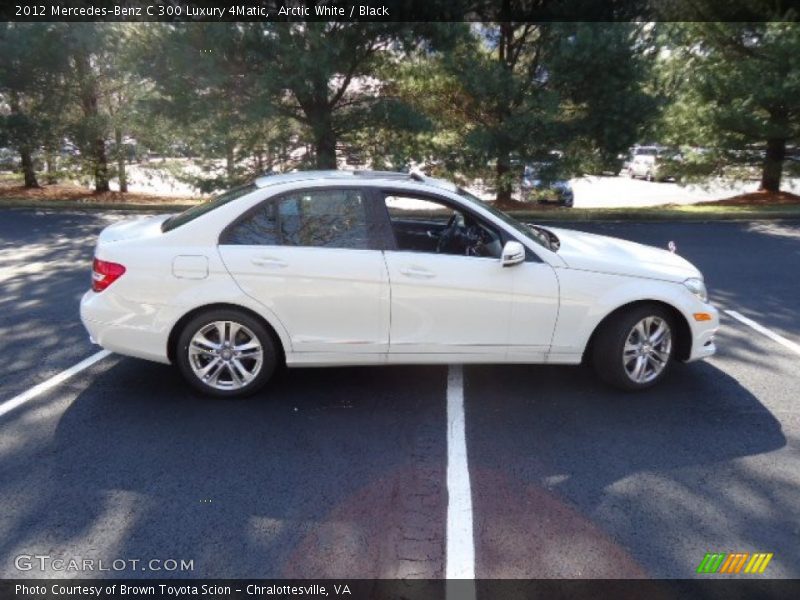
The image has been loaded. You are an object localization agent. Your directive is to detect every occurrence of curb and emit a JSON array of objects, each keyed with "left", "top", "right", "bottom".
[
  {"left": 0, "top": 200, "right": 191, "bottom": 213},
  {"left": 2, "top": 199, "right": 800, "bottom": 222}
]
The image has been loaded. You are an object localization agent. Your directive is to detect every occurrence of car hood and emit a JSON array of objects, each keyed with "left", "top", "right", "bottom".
[
  {"left": 547, "top": 226, "right": 701, "bottom": 282},
  {"left": 98, "top": 214, "right": 171, "bottom": 243}
]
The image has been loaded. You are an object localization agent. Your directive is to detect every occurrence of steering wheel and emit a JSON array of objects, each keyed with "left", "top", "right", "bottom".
[
  {"left": 464, "top": 224, "right": 488, "bottom": 256},
  {"left": 436, "top": 213, "right": 462, "bottom": 253}
]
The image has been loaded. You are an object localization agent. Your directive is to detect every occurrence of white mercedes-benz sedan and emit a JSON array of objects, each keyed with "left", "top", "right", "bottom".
[{"left": 80, "top": 170, "right": 718, "bottom": 397}]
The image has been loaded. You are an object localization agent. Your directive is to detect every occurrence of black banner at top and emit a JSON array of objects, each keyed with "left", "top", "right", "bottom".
[{"left": 3, "top": 0, "right": 800, "bottom": 22}]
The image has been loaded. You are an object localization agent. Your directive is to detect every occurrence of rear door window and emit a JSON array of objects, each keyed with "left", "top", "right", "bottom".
[{"left": 222, "top": 188, "right": 379, "bottom": 249}]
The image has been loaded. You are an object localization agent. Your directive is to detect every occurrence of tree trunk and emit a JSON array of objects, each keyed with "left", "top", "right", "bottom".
[
  {"left": 19, "top": 147, "right": 39, "bottom": 188},
  {"left": 74, "top": 49, "right": 109, "bottom": 193},
  {"left": 495, "top": 153, "right": 512, "bottom": 204},
  {"left": 45, "top": 149, "right": 57, "bottom": 184},
  {"left": 94, "top": 137, "right": 110, "bottom": 193},
  {"left": 494, "top": 16, "right": 514, "bottom": 205},
  {"left": 8, "top": 91, "right": 39, "bottom": 188},
  {"left": 225, "top": 141, "right": 235, "bottom": 180},
  {"left": 115, "top": 127, "right": 127, "bottom": 193},
  {"left": 313, "top": 124, "right": 337, "bottom": 170},
  {"left": 759, "top": 137, "right": 785, "bottom": 193}
]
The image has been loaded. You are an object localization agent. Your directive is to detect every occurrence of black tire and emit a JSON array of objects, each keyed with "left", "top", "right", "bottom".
[
  {"left": 591, "top": 304, "right": 675, "bottom": 391},
  {"left": 175, "top": 309, "right": 278, "bottom": 398}
]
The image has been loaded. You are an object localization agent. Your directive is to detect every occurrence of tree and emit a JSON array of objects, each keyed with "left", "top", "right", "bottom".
[
  {"left": 545, "top": 22, "right": 659, "bottom": 175},
  {"left": 59, "top": 24, "right": 121, "bottom": 193},
  {"left": 249, "top": 22, "right": 420, "bottom": 169},
  {"left": 659, "top": 21, "right": 800, "bottom": 192},
  {"left": 408, "top": 20, "right": 656, "bottom": 202},
  {"left": 145, "top": 21, "right": 427, "bottom": 178},
  {"left": 141, "top": 23, "right": 281, "bottom": 189},
  {"left": 0, "top": 23, "right": 70, "bottom": 187},
  {"left": 106, "top": 25, "right": 151, "bottom": 193}
]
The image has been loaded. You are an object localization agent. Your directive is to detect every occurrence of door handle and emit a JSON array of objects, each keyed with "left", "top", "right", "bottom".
[
  {"left": 251, "top": 256, "right": 287, "bottom": 268},
  {"left": 399, "top": 266, "right": 435, "bottom": 279}
]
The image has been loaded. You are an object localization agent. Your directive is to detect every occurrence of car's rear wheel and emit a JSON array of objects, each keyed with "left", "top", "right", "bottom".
[
  {"left": 592, "top": 305, "right": 675, "bottom": 391},
  {"left": 176, "top": 309, "right": 277, "bottom": 398}
]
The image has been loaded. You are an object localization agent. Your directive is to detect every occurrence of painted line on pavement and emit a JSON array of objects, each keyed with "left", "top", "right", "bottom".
[
  {"left": 725, "top": 310, "right": 800, "bottom": 357},
  {"left": 0, "top": 350, "right": 112, "bottom": 419},
  {"left": 445, "top": 365, "right": 476, "bottom": 597}
]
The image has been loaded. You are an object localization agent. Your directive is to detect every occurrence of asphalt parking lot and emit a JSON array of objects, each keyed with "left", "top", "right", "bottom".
[{"left": 1, "top": 208, "right": 799, "bottom": 580}]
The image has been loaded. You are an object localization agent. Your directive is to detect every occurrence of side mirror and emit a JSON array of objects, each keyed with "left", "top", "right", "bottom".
[{"left": 501, "top": 241, "right": 525, "bottom": 267}]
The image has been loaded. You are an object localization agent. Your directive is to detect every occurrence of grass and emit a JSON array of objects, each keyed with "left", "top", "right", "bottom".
[
  {"left": 0, "top": 172, "right": 21, "bottom": 183},
  {"left": 0, "top": 197, "right": 193, "bottom": 212},
  {"left": 1, "top": 190, "right": 800, "bottom": 221},
  {"left": 506, "top": 203, "right": 800, "bottom": 221}
]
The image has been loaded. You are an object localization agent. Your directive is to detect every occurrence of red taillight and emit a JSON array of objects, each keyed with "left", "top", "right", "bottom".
[{"left": 92, "top": 258, "right": 126, "bottom": 292}]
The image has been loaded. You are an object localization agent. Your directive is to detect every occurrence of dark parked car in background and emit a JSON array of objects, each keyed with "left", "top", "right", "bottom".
[{"left": 521, "top": 158, "right": 574, "bottom": 207}]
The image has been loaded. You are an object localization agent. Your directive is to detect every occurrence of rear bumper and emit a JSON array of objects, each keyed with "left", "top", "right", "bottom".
[{"left": 80, "top": 290, "right": 172, "bottom": 364}]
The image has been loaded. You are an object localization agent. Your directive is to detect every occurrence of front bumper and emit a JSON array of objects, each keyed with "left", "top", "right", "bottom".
[{"left": 686, "top": 304, "right": 719, "bottom": 362}]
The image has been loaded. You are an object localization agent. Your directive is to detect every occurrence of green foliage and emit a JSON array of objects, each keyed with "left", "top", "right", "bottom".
[
  {"left": 0, "top": 23, "right": 71, "bottom": 185},
  {"left": 657, "top": 20, "right": 800, "bottom": 190},
  {"left": 393, "top": 22, "right": 657, "bottom": 200},
  {"left": 7, "top": 18, "right": 795, "bottom": 200}
]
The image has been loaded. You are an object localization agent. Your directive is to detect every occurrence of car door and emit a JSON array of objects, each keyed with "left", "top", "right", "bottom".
[
  {"left": 218, "top": 187, "right": 390, "bottom": 357},
  {"left": 379, "top": 191, "right": 559, "bottom": 360}
]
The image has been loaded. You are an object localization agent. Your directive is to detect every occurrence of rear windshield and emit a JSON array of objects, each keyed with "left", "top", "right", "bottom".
[{"left": 161, "top": 183, "right": 257, "bottom": 232}]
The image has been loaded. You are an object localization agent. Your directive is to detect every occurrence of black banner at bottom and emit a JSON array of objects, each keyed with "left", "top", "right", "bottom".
[{"left": 2, "top": 579, "right": 800, "bottom": 600}]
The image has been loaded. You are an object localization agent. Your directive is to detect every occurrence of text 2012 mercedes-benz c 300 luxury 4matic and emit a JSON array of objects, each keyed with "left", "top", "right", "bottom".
[{"left": 80, "top": 170, "right": 718, "bottom": 398}]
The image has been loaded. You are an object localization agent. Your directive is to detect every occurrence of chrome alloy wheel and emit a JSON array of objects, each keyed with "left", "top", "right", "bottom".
[
  {"left": 622, "top": 316, "right": 672, "bottom": 384},
  {"left": 188, "top": 321, "right": 263, "bottom": 390}
]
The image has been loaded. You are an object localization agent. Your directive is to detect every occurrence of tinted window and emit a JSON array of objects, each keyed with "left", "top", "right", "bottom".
[
  {"left": 224, "top": 188, "right": 370, "bottom": 250},
  {"left": 224, "top": 205, "right": 279, "bottom": 245},
  {"left": 162, "top": 184, "right": 257, "bottom": 232}
]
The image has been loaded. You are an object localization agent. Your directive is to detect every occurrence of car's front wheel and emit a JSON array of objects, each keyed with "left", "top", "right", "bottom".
[
  {"left": 592, "top": 305, "right": 675, "bottom": 391},
  {"left": 176, "top": 309, "right": 278, "bottom": 398}
]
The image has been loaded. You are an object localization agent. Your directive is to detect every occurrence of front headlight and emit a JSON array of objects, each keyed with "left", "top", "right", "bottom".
[{"left": 684, "top": 277, "right": 708, "bottom": 302}]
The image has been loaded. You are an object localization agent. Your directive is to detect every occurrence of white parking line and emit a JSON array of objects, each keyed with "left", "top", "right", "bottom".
[
  {"left": 725, "top": 310, "right": 800, "bottom": 357},
  {"left": 0, "top": 350, "right": 112, "bottom": 419},
  {"left": 445, "top": 365, "right": 476, "bottom": 596}
]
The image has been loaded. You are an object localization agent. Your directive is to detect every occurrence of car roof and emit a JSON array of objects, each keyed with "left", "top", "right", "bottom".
[{"left": 252, "top": 169, "right": 460, "bottom": 194}]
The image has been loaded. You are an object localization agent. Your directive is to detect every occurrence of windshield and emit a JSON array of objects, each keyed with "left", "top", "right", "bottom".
[
  {"left": 455, "top": 187, "right": 554, "bottom": 250},
  {"left": 161, "top": 183, "right": 258, "bottom": 232}
]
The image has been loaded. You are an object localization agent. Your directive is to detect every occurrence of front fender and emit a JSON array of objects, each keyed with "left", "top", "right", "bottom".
[{"left": 549, "top": 268, "right": 703, "bottom": 359}]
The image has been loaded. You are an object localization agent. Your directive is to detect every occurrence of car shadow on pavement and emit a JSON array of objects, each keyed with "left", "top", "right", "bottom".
[
  {"left": 465, "top": 360, "right": 794, "bottom": 578},
  {"left": 0, "top": 210, "right": 122, "bottom": 403},
  {"left": 567, "top": 220, "right": 800, "bottom": 340},
  {"left": 0, "top": 359, "right": 448, "bottom": 578}
]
